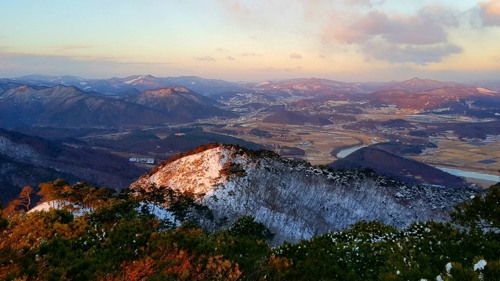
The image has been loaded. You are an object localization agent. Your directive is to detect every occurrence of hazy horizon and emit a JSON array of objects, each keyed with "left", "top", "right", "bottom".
[
  {"left": 4, "top": 73, "right": 498, "bottom": 85},
  {"left": 1, "top": 0, "right": 499, "bottom": 82}
]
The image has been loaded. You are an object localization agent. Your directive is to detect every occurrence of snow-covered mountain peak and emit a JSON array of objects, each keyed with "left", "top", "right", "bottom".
[
  {"left": 131, "top": 144, "right": 263, "bottom": 194},
  {"left": 130, "top": 144, "right": 477, "bottom": 244},
  {"left": 124, "top": 75, "right": 147, "bottom": 85},
  {"left": 132, "top": 145, "right": 232, "bottom": 194}
]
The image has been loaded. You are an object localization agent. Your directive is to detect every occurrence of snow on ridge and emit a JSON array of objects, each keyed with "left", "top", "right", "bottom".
[
  {"left": 132, "top": 147, "right": 234, "bottom": 194},
  {"left": 477, "top": 87, "right": 497, "bottom": 94},
  {"left": 124, "top": 75, "right": 146, "bottom": 85},
  {"left": 130, "top": 145, "right": 477, "bottom": 244}
]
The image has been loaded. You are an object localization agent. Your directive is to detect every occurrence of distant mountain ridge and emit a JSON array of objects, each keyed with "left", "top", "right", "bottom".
[
  {"left": 6, "top": 75, "right": 497, "bottom": 97},
  {"left": 248, "top": 77, "right": 367, "bottom": 95},
  {"left": 0, "top": 85, "right": 168, "bottom": 128},
  {"left": 132, "top": 86, "right": 232, "bottom": 119},
  {"left": 371, "top": 85, "right": 498, "bottom": 110},
  {"left": 0, "top": 84, "right": 232, "bottom": 128},
  {"left": 4, "top": 75, "right": 498, "bottom": 120},
  {"left": 379, "top": 77, "right": 462, "bottom": 92},
  {"left": 9, "top": 74, "right": 248, "bottom": 96}
]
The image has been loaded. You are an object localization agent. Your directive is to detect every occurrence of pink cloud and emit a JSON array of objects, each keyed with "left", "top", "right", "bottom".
[
  {"left": 194, "top": 56, "right": 216, "bottom": 61},
  {"left": 320, "top": 5, "right": 464, "bottom": 64},
  {"left": 241, "top": 52, "right": 262, "bottom": 57},
  {"left": 364, "top": 42, "right": 463, "bottom": 65},
  {"left": 479, "top": 0, "right": 500, "bottom": 26},
  {"left": 322, "top": 7, "right": 454, "bottom": 45},
  {"left": 290, "top": 53, "right": 303, "bottom": 59}
]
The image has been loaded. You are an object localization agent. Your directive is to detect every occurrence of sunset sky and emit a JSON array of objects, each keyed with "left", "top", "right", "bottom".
[{"left": 1, "top": 0, "right": 499, "bottom": 82}]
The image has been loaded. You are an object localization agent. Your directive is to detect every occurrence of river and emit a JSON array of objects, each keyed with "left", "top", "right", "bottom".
[
  {"left": 335, "top": 145, "right": 499, "bottom": 183},
  {"left": 436, "top": 167, "right": 499, "bottom": 182},
  {"left": 336, "top": 145, "right": 367, "bottom": 158}
]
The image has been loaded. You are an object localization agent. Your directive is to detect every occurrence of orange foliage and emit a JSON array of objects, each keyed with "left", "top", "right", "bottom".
[{"left": 113, "top": 247, "right": 241, "bottom": 281}]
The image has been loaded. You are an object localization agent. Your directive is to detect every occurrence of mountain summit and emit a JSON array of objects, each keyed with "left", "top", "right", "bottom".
[
  {"left": 379, "top": 77, "right": 461, "bottom": 92},
  {"left": 130, "top": 144, "right": 476, "bottom": 244}
]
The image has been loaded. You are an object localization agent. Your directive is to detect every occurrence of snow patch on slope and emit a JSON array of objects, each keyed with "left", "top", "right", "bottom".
[
  {"left": 477, "top": 87, "right": 497, "bottom": 94},
  {"left": 124, "top": 75, "right": 146, "bottom": 85},
  {"left": 132, "top": 147, "right": 236, "bottom": 194}
]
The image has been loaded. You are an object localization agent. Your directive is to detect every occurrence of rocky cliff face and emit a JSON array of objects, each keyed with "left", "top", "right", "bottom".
[{"left": 130, "top": 144, "right": 478, "bottom": 244}]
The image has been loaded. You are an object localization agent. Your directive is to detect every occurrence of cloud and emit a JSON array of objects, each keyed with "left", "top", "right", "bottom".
[
  {"left": 364, "top": 43, "right": 463, "bottom": 65},
  {"left": 226, "top": 56, "right": 235, "bottom": 60},
  {"left": 241, "top": 52, "right": 262, "bottom": 57},
  {"left": 216, "top": 48, "right": 230, "bottom": 52},
  {"left": 318, "top": 54, "right": 326, "bottom": 58},
  {"left": 478, "top": 0, "right": 500, "bottom": 26},
  {"left": 319, "top": 4, "right": 466, "bottom": 64},
  {"left": 323, "top": 8, "right": 456, "bottom": 45},
  {"left": 194, "top": 56, "right": 216, "bottom": 61},
  {"left": 418, "top": 5, "right": 460, "bottom": 27},
  {"left": 290, "top": 53, "right": 303, "bottom": 59}
]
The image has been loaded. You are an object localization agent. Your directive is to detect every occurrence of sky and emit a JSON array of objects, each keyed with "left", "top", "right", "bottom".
[{"left": 0, "top": 0, "right": 499, "bottom": 82}]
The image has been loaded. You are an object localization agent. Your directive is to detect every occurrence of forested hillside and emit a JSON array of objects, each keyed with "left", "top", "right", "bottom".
[{"left": 0, "top": 179, "right": 499, "bottom": 280}]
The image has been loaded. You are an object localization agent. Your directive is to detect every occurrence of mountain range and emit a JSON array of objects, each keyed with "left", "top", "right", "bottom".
[
  {"left": 0, "top": 84, "right": 233, "bottom": 128},
  {"left": 8, "top": 74, "right": 499, "bottom": 96},
  {"left": 370, "top": 86, "right": 494, "bottom": 110},
  {"left": 3, "top": 75, "right": 499, "bottom": 117},
  {"left": 9, "top": 74, "right": 248, "bottom": 96}
]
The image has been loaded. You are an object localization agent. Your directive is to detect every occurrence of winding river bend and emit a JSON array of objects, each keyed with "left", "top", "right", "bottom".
[
  {"left": 436, "top": 167, "right": 499, "bottom": 182},
  {"left": 336, "top": 145, "right": 366, "bottom": 158},
  {"left": 335, "top": 146, "right": 499, "bottom": 183}
]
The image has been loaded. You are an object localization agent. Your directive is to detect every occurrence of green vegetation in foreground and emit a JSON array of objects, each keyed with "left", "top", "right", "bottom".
[{"left": 0, "top": 180, "right": 499, "bottom": 280}]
